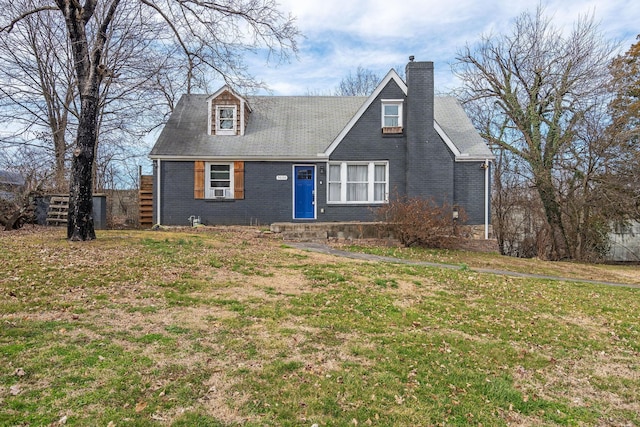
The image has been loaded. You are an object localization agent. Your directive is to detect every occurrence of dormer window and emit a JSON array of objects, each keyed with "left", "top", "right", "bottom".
[
  {"left": 381, "top": 100, "right": 403, "bottom": 134},
  {"left": 216, "top": 106, "right": 237, "bottom": 135},
  {"left": 208, "top": 86, "right": 250, "bottom": 136}
]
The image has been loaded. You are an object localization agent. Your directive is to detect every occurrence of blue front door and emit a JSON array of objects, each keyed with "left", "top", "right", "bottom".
[{"left": 294, "top": 166, "right": 315, "bottom": 219}]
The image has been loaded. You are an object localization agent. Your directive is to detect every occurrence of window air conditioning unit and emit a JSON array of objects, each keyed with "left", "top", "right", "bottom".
[{"left": 213, "top": 188, "right": 225, "bottom": 198}]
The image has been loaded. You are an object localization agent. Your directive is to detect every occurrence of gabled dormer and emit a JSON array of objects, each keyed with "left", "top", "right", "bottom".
[
  {"left": 321, "top": 69, "right": 407, "bottom": 156},
  {"left": 207, "top": 86, "right": 251, "bottom": 136}
]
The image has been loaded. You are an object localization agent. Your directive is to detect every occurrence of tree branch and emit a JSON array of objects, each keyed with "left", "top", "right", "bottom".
[
  {"left": 82, "top": 0, "right": 98, "bottom": 23},
  {"left": 0, "top": 6, "right": 58, "bottom": 33},
  {"left": 93, "top": 0, "right": 121, "bottom": 65}
]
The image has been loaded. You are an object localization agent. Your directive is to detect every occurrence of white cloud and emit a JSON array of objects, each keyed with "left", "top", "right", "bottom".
[{"left": 259, "top": 0, "right": 639, "bottom": 95}]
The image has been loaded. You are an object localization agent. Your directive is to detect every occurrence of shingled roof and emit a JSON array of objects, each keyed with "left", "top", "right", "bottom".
[
  {"left": 150, "top": 93, "right": 493, "bottom": 161},
  {"left": 0, "top": 170, "right": 25, "bottom": 186},
  {"left": 150, "top": 95, "right": 366, "bottom": 160},
  {"left": 434, "top": 96, "right": 494, "bottom": 160}
]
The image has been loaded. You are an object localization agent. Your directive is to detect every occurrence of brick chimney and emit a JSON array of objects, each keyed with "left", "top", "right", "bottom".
[
  {"left": 404, "top": 59, "right": 453, "bottom": 201},
  {"left": 406, "top": 60, "right": 435, "bottom": 144}
]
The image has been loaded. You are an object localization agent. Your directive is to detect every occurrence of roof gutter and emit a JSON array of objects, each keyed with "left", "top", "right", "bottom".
[
  {"left": 454, "top": 154, "right": 496, "bottom": 162},
  {"left": 149, "top": 155, "right": 329, "bottom": 162}
]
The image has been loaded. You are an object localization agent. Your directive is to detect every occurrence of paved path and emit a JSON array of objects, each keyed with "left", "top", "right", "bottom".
[{"left": 288, "top": 242, "right": 640, "bottom": 289}]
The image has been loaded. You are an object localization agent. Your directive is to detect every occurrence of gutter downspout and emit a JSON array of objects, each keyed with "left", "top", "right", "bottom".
[
  {"left": 156, "top": 159, "right": 161, "bottom": 225},
  {"left": 484, "top": 159, "right": 489, "bottom": 240}
]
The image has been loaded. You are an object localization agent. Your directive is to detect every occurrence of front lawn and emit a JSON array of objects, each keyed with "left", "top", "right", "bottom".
[{"left": 1, "top": 226, "right": 638, "bottom": 426}]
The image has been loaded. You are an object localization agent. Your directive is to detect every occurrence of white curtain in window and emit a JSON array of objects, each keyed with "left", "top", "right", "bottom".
[
  {"left": 374, "top": 164, "right": 386, "bottom": 201},
  {"left": 347, "top": 165, "right": 368, "bottom": 201},
  {"left": 328, "top": 164, "right": 341, "bottom": 202}
]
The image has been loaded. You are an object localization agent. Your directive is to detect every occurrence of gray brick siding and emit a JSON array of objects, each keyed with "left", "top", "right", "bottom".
[
  {"left": 405, "top": 61, "right": 454, "bottom": 204},
  {"left": 153, "top": 62, "right": 490, "bottom": 227},
  {"left": 154, "top": 159, "right": 489, "bottom": 226},
  {"left": 453, "top": 161, "right": 490, "bottom": 225},
  {"left": 157, "top": 161, "right": 304, "bottom": 226}
]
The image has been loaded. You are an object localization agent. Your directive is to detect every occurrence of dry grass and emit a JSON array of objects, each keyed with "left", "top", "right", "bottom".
[
  {"left": 336, "top": 240, "right": 640, "bottom": 286},
  {"left": 1, "top": 226, "right": 639, "bottom": 426}
]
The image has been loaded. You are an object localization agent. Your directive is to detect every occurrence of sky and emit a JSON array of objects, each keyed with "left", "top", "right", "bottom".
[{"left": 248, "top": 0, "right": 640, "bottom": 96}]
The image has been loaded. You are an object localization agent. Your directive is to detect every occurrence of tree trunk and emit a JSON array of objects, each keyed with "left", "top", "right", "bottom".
[
  {"left": 54, "top": 129, "right": 67, "bottom": 191},
  {"left": 57, "top": 0, "right": 121, "bottom": 241},
  {"left": 52, "top": 87, "right": 74, "bottom": 191},
  {"left": 535, "top": 169, "right": 569, "bottom": 260},
  {"left": 67, "top": 94, "right": 97, "bottom": 241}
]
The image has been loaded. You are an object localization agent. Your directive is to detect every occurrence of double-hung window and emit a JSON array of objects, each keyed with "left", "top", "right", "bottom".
[
  {"left": 327, "top": 162, "right": 388, "bottom": 204},
  {"left": 373, "top": 164, "right": 387, "bottom": 201},
  {"left": 328, "top": 164, "right": 342, "bottom": 203},
  {"left": 216, "top": 106, "right": 237, "bottom": 135},
  {"left": 381, "top": 100, "right": 403, "bottom": 133},
  {"left": 205, "top": 162, "right": 234, "bottom": 199}
]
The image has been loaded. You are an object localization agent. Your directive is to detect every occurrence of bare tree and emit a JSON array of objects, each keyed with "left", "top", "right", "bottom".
[
  {"left": 0, "top": 2, "right": 166, "bottom": 194},
  {"left": 606, "top": 34, "right": 640, "bottom": 217},
  {"left": 454, "top": 7, "right": 618, "bottom": 260},
  {"left": 1, "top": 0, "right": 299, "bottom": 240},
  {"left": 0, "top": 8, "right": 76, "bottom": 191},
  {"left": 0, "top": 3, "right": 178, "bottom": 193},
  {"left": 556, "top": 100, "right": 621, "bottom": 260},
  {"left": 335, "top": 66, "right": 380, "bottom": 96}
]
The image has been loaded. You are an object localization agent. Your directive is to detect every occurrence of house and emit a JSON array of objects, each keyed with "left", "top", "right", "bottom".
[
  {"left": 0, "top": 170, "right": 25, "bottom": 201},
  {"left": 149, "top": 59, "right": 495, "bottom": 236}
]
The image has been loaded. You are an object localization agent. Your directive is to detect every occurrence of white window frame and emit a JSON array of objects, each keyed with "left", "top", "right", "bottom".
[
  {"left": 381, "top": 99, "right": 403, "bottom": 129},
  {"left": 205, "top": 162, "right": 234, "bottom": 199},
  {"left": 327, "top": 161, "right": 389, "bottom": 204},
  {"left": 215, "top": 105, "right": 237, "bottom": 135}
]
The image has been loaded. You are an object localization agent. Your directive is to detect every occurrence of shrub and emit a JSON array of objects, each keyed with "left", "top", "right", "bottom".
[{"left": 375, "top": 196, "right": 468, "bottom": 248}]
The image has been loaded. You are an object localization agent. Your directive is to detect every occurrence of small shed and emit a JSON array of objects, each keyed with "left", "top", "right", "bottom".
[{"left": 34, "top": 194, "right": 108, "bottom": 230}]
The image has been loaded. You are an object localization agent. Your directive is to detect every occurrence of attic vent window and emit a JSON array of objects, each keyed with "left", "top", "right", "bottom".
[
  {"left": 381, "top": 100, "right": 403, "bottom": 134},
  {"left": 216, "top": 106, "right": 237, "bottom": 135}
]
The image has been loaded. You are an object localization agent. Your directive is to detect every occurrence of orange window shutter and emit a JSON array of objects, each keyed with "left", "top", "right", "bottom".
[
  {"left": 234, "top": 161, "right": 245, "bottom": 199},
  {"left": 194, "top": 161, "right": 205, "bottom": 199}
]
